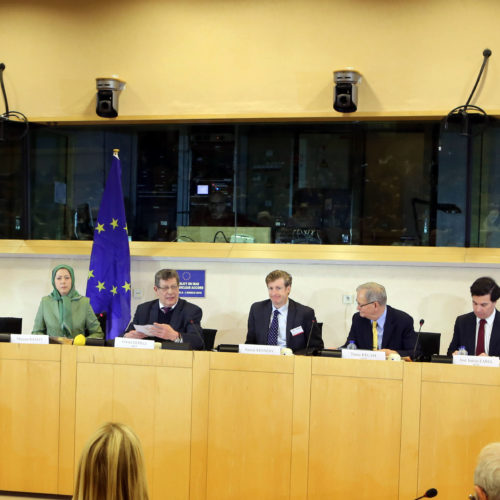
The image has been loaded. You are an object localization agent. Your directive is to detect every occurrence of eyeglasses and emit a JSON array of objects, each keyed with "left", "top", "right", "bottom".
[
  {"left": 357, "top": 301, "right": 376, "bottom": 308},
  {"left": 156, "top": 285, "right": 178, "bottom": 291}
]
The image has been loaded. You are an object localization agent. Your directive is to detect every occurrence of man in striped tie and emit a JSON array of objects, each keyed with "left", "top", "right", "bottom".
[
  {"left": 343, "top": 282, "right": 416, "bottom": 358},
  {"left": 245, "top": 270, "right": 324, "bottom": 352}
]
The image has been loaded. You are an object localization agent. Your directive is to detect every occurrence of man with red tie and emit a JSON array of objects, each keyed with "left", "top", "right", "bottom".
[{"left": 447, "top": 276, "right": 500, "bottom": 356}]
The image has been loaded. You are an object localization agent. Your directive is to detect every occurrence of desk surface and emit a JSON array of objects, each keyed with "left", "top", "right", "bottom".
[{"left": 1, "top": 344, "right": 495, "bottom": 499}]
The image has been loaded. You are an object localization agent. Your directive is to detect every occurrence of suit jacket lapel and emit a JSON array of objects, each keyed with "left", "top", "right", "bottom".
[
  {"left": 169, "top": 300, "right": 184, "bottom": 330},
  {"left": 285, "top": 299, "right": 296, "bottom": 344},
  {"left": 257, "top": 301, "right": 273, "bottom": 344},
  {"left": 380, "top": 306, "right": 392, "bottom": 348},
  {"left": 489, "top": 310, "right": 500, "bottom": 354},
  {"left": 467, "top": 313, "right": 478, "bottom": 354},
  {"left": 148, "top": 300, "right": 160, "bottom": 325}
]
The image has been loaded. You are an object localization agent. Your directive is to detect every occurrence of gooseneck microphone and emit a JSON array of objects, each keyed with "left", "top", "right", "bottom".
[
  {"left": 305, "top": 319, "right": 316, "bottom": 354},
  {"left": 415, "top": 487, "right": 438, "bottom": 499},
  {"left": 189, "top": 319, "right": 204, "bottom": 345},
  {"left": 412, "top": 319, "right": 425, "bottom": 360},
  {"left": 443, "top": 48, "right": 492, "bottom": 137}
]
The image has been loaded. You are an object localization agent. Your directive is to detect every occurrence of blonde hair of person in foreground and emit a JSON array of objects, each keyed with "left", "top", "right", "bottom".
[{"left": 73, "top": 422, "right": 149, "bottom": 500}]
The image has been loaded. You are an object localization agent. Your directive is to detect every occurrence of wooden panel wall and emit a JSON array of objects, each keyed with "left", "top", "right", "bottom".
[{"left": 1, "top": 345, "right": 498, "bottom": 499}]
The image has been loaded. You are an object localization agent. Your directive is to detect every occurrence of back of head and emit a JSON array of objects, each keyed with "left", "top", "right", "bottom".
[
  {"left": 73, "top": 422, "right": 149, "bottom": 500},
  {"left": 474, "top": 442, "right": 500, "bottom": 500},
  {"left": 471, "top": 277, "right": 500, "bottom": 301},
  {"left": 356, "top": 282, "right": 387, "bottom": 306}
]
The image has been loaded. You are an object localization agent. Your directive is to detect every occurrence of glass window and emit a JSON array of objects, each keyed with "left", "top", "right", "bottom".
[{"left": 0, "top": 118, "right": 497, "bottom": 247}]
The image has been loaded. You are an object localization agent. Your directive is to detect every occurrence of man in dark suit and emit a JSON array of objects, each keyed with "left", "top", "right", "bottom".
[
  {"left": 124, "top": 269, "right": 204, "bottom": 350},
  {"left": 344, "top": 282, "right": 416, "bottom": 357},
  {"left": 245, "top": 269, "right": 323, "bottom": 352},
  {"left": 447, "top": 276, "right": 500, "bottom": 356}
]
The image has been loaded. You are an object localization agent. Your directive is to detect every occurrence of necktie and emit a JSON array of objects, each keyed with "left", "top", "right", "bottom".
[
  {"left": 372, "top": 320, "right": 378, "bottom": 350},
  {"left": 476, "top": 319, "right": 486, "bottom": 355},
  {"left": 267, "top": 310, "right": 280, "bottom": 345},
  {"left": 161, "top": 306, "right": 172, "bottom": 315}
]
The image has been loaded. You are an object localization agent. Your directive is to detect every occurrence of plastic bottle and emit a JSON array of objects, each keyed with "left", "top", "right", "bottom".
[
  {"left": 457, "top": 345, "right": 468, "bottom": 355},
  {"left": 346, "top": 340, "right": 357, "bottom": 350}
]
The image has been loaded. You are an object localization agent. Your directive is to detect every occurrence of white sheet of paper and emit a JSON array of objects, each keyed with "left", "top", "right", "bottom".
[{"left": 133, "top": 324, "right": 157, "bottom": 336}]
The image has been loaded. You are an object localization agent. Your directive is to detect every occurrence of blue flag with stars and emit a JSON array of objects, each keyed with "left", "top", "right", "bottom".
[{"left": 86, "top": 150, "right": 131, "bottom": 339}]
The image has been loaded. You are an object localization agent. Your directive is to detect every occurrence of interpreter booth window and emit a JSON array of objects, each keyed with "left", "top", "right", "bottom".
[
  {"left": 0, "top": 120, "right": 27, "bottom": 239},
  {"left": 8, "top": 118, "right": 498, "bottom": 247}
]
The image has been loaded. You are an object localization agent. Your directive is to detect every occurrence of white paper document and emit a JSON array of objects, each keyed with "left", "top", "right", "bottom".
[{"left": 133, "top": 324, "right": 158, "bottom": 337}]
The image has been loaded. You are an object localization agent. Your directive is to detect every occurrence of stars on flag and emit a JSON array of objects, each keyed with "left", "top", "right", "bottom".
[{"left": 95, "top": 217, "right": 129, "bottom": 234}]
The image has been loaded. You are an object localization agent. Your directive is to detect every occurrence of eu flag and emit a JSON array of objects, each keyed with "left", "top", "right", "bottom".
[{"left": 86, "top": 149, "right": 131, "bottom": 339}]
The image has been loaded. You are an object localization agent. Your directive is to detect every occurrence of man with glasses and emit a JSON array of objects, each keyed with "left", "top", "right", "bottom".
[
  {"left": 471, "top": 442, "right": 500, "bottom": 500},
  {"left": 124, "top": 269, "right": 204, "bottom": 350},
  {"left": 343, "top": 282, "right": 416, "bottom": 357}
]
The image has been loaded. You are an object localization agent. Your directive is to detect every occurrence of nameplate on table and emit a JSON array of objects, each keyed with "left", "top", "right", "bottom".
[
  {"left": 239, "top": 344, "right": 282, "bottom": 356},
  {"left": 114, "top": 337, "right": 155, "bottom": 350},
  {"left": 342, "top": 349, "right": 386, "bottom": 360},
  {"left": 11, "top": 334, "right": 49, "bottom": 345},
  {"left": 453, "top": 354, "right": 500, "bottom": 367}
]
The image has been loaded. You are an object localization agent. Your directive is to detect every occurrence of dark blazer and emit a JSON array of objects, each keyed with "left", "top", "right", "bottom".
[
  {"left": 126, "top": 298, "right": 204, "bottom": 350},
  {"left": 447, "top": 310, "right": 500, "bottom": 356},
  {"left": 246, "top": 298, "right": 324, "bottom": 352},
  {"left": 345, "top": 305, "right": 416, "bottom": 357}
]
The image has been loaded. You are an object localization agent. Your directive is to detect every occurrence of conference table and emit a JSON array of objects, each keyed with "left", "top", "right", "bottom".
[{"left": 1, "top": 343, "right": 499, "bottom": 499}]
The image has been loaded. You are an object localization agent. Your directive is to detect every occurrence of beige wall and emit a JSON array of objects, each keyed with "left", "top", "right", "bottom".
[
  {"left": 1, "top": 0, "right": 499, "bottom": 353},
  {"left": 1, "top": 0, "right": 499, "bottom": 120},
  {"left": 2, "top": 250, "right": 499, "bottom": 354}
]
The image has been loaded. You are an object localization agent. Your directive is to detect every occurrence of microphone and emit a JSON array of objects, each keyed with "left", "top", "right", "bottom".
[
  {"left": 305, "top": 319, "right": 316, "bottom": 354},
  {"left": 415, "top": 487, "right": 438, "bottom": 499},
  {"left": 412, "top": 318, "right": 425, "bottom": 361},
  {"left": 189, "top": 319, "right": 204, "bottom": 346}
]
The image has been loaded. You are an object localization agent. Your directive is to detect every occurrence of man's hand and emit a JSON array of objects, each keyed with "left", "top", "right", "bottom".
[
  {"left": 151, "top": 322, "right": 179, "bottom": 341},
  {"left": 380, "top": 348, "right": 398, "bottom": 358},
  {"left": 124, "top": 330, "right": 147, "bottom": 339}
]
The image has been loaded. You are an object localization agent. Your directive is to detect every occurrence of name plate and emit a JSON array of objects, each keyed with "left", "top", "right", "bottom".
[
  {"left": 239, "top": 344, "right": 282, "bottom": 356},
  {"left": 114, "top": 337, "right": 155, "bottom": 350},
  {"left": 453, "top": 354, "right": 500, "bottom": 367},
  {"left": 11, "top": 334, "right": 49, "bottom": 345},
  {"left": 341, "top": 349, "right": 386, "bottom": 360}
]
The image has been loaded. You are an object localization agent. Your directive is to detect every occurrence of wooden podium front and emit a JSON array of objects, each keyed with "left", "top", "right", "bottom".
[{"left": 1, "top": 344, "right": 498, "bottom": 499}]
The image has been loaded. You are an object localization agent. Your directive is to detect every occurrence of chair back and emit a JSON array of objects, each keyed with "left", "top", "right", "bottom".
[
  {"left": 203, "top": 328, "right": 218, "bottom": 350},
  {"left": 0, "top": 317, "right": 22, "bottom": 334}
]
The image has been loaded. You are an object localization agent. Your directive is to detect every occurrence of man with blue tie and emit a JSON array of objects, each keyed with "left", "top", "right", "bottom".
[
  {"left": 245, "top": 269, "right": 324, "bottom": 352},
  {"left": 447, "top": 276, "right": 500, "bottom": 356},
  {"left": 344, "top": 282, "right": 416, "bottom": 357},
  {"left": 124, "top": 269, "right": 204, "bottom": 350}
]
